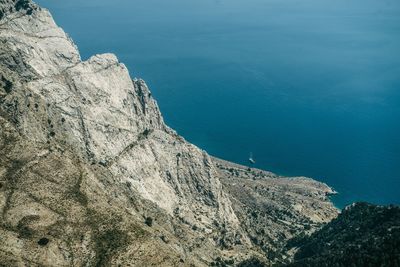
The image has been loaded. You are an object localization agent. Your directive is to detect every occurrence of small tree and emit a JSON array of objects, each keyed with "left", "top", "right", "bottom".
[{"left": 145, "top": 217, "right": 153, "bottom": 227}]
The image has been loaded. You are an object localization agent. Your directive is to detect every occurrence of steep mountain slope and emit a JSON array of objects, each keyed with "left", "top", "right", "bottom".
[
  {"left": 0, "top": 0, "right": 338, "bottom": 265},
  {"left": 215, "top": 159, "right": 336, "bottom": 265},
  {"left": 284, "top": 202, "right": 400, "bottom": 267}
]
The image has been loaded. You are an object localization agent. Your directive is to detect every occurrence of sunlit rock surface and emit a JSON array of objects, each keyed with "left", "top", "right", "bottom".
[{"left": 0, "top": 1, "right": 338, "bottom": 265}]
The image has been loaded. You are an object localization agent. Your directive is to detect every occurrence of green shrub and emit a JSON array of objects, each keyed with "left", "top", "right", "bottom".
[{"left": 145, "top": 217, "right": 153, "bottom": 227}]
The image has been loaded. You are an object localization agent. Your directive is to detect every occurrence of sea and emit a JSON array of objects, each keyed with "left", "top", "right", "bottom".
[{"left": 36, "top": 0, "right": 400, "bottom": 208}]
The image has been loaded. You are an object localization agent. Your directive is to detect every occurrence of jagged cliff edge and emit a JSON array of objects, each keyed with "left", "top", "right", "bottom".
[{"left": 0, "top": 1, "right": 338, "bottom": 266}]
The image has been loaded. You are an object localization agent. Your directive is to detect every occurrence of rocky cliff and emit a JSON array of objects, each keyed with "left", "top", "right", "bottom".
[
  {"left": 0, "top": 1, "right": 338, "bottom": 266},
  {"left": 284, "top": 202, "right": 400, "bottom": 267}
]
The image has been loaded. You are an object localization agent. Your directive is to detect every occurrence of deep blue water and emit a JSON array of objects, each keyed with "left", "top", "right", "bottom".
[{"left": 36, "top": 0, "right": 400, "bottom": 208}]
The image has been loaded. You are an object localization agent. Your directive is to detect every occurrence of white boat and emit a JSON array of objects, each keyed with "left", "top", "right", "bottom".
[{"left": 249, "top": 152, "right": 255, "bottom": 164}]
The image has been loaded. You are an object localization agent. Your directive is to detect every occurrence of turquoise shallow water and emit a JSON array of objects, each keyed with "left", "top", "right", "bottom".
[{"left": 36, "top": 0, "right": 400, "bottom": 208}]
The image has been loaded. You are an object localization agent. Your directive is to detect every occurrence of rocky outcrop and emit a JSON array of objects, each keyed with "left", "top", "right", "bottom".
[
  {"left": 284, "top": 202, "right": 400, "bottom": 267},
  {"left": 0, "top": 1, "right": 338, "bottom": 265},
  {"left": 215, "top": 159, "right": 337, "bottom": 265}
]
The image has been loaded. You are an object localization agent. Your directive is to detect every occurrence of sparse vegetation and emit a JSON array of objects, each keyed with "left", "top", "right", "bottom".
[
  {"left": 285, "top": 203, "right": 400, "bottom": 267},
  {"left": 16, "top": 215, "right": 40, "bottom": 238},
  {"left": 37, "top": 237, "right": 49, "bottom": 246},
  {"left": 1, "top": 76, "right": 13, "bottom": 93},
  {"left": 142, "top": 128, "right": 151, "bottom": 137},
  {"left": 144, "top": 216, "right": 153, "bottom": 227},
  {"left": 14, "top": 0, "right": 31, "bottom": 12},
  {"left": 93, "top": 229, "right": 128, "bottom": 267},
  {"left": 69, "top": 172, "right": 88, "bottom": 206},
  {"left": 237, "top": 257, "right": 266, "bottom": 267},
  {"left": 210, "top": 256, "right": 235, "bottom": 267}
]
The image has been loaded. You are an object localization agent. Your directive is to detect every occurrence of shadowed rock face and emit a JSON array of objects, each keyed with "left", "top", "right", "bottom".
[
  {"left": 0, "top": 1, "right": 338, "bottom": 265},
  {"left": 284, "top": 203, "right": 400, "bottom": 267}
]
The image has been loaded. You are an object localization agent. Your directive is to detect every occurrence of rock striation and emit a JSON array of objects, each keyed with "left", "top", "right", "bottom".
[{"left": 0, "top": 0, "right": 338, "bottom": 266}]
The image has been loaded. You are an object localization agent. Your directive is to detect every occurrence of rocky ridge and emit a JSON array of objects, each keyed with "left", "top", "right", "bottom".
[
  {"left": 0, "top": 1, "right": 338, "bottom": 266},
  {"left": 284, "top": 202, "right": 400, "bottom": 267}
]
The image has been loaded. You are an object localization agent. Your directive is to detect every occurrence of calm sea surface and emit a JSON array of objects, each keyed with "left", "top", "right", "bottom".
[{"left": 36, "top": 0, "right": 400, "bottom": 208}]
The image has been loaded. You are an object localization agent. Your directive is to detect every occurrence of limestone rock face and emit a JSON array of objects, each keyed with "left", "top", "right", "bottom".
[
  {"left": 0, "top": 0, "right": 241, "bottom": 233},
  {"left": 0, "top": 1, "right": 338, "bottom": 266}
]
